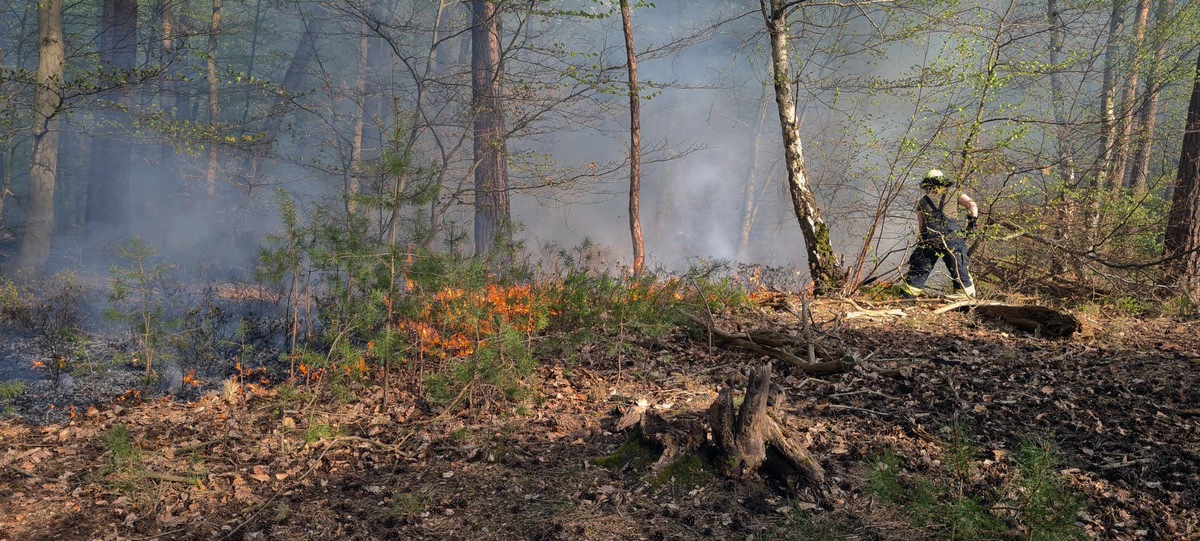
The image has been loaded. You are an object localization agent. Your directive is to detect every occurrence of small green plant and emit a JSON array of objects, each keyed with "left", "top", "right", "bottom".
[
  {"left": 388, "top": 493, "right": 429, "bottom": 521},
  {"left": 1, "top": 272, "right": 87, "bottom": 382},
  {"left": 0, "top": 380, "right": 25, "bottom": 400},
  {"left": 303, "top": 422, "right": 338, "bottom": 443},
  {"left": 1008, "top": 437, "right": 1084, "bottom": 540},
  {"left": 106, "top": 238, "right": 174, "bottom": 379},
  {"left": 103, "top": 424, "right": 141, "bottom": 473}
]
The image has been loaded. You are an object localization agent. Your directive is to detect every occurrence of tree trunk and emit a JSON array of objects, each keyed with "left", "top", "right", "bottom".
[
  {"left": 205, "top": 0, "right": 221, "bottom": 196},
  {"left": 85, "top": 0, "right": 137, "bottom": 235},
  {"left": 1098, "top": 0, "right": 1124, "bottom": 193},
  {"left": 1164, "top": 51, "right": 1200, "bottom": 290},
  {"left": 737, "top": 86, "right": 771, "bottom": 261},
  {"left": 251, "top": 3, "right": 330, "bottom": 178},
  {"left": 348, "top": 29, "right": 369, "bottom": 217},
  {"left": 1110, "top": 0, "right": 1150, "bottom": 190},
  {"left": 762, "top": 0, "right": 844, "bottom": 294},
  {"left": 1129, "top": 0, "right": 1172, "bottom": 195},
  {"left": 470, "top": 0, "right": 510, "bottom": 258},
  {"left": 241, "top": 0, "right": 265, "bottom": 129},
  {"left": 1048, "top": 0, "right": 1077, "bottom": 188},
  {"left": 620, "top": 0, "right": 645, "bottom": 276},
  {"left": 0, "top": 47, "right": 11, "bottom": 228},
  {"left": 12, "top": 0, "right": 64, "bottom": 275}
]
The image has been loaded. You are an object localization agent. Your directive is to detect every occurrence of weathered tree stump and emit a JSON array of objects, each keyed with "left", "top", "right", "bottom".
[
  {"left": 708, "top": 363, "right": 824, "bottom": 492},
  {"left": 611, "top": 363, "right": 824, "bottom": 495}
]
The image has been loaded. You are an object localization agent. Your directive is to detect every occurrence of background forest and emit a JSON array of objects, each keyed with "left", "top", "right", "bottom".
[{"left": 0, "top": 0, "right": 1198, "bottom": 298}]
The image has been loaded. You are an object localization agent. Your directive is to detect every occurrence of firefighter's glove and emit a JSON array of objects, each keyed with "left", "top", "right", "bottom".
[{"left": 966, "top": 216, "right": 978, "bottom": 232}]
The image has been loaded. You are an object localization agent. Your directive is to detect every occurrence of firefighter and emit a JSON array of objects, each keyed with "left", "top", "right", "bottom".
[{"left": 899, "top": 169, "right": 978, "bottom": 299}]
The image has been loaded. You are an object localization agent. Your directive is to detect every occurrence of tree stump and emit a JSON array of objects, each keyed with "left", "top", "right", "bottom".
[
  {"left": 708, "top": 363, "right": 825, "bottom": 493},
  {"left": 611, "top": 363, "right": 824, "bottom": 496}
]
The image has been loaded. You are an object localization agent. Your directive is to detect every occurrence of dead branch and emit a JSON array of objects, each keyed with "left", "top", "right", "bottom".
[{"left": 681, "top": 311, "right": 853, "bottom": 376}]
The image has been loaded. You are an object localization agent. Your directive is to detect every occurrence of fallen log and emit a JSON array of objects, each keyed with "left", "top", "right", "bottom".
[{"left": 934, "top": 300, "right": 1081, "bottom": 339}]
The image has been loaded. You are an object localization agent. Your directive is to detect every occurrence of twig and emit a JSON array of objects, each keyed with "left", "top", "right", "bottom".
[
  {"left": 824, "top": 404, "right": 889, "bottom": 417},
  {"left": 142, "top": 471, "right": 199, "bottom": 485},
  {"left": 7, "top": 465, "right": 40, "bottom": 480},
  {"left": 826, "top": 389, "right": 901, "bottom": 401}
]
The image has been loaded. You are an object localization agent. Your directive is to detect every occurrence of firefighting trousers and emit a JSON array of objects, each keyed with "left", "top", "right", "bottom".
[{"left": 904, "top": 234, "right": 973, "bottom": 291}]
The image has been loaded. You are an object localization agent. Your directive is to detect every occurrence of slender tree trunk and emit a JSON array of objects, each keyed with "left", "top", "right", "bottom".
[
  {"left": 1098, "top": 0, "right": 1125, "bottom": 192},
  {"left": 158, "top": 0, "right": 175, "bottom": 165},
  {"left": 206, "top": 0, "right": 221, "bottom": 196},
  {"left": 1048, "top": 0, "right": 1077, "bottom": 188},
  {"left": 738, "top": 91, "right": 771, "bottom": 260},
  {"left": 348, "top": 29, "right": 369, "bottom": 217},
  {"left": 86, "top": 0, "right": 137, "bottom": 235},
  {"left": 470, "top": 0, "right": 510, "bottom": 257},
  {"left": 1129, "top": 0, "right": 1171, "bottom": 195},
  {"left": 12, "top": 0, "right": 64, "bottom": 275},
  {"left": 619, "top": 0, "right": 644, "bottom": 276},
  {"left": 761, "top": 0, "right": 844, "bottom": 294},
  {"left": 1110, "top": 0, "right": 1150, "bottom": 190},
  {"left": 241, "top": 0, "right": 265, "bottom": 128},
  {"left": 1164, "top": 51, "right": 1200, "bottom": 289},
  {"left": 0, "top": 48, "right": 10, "bottom": 227}
]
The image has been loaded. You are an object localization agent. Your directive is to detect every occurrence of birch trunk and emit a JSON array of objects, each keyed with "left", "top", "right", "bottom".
[{"left": 762, "top": 0, "right": 844, "bottom": 294}]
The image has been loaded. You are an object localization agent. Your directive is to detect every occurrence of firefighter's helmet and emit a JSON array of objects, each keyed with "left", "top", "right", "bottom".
[{"left": 921, "top": 169, "right": 952, "bottom": 190}]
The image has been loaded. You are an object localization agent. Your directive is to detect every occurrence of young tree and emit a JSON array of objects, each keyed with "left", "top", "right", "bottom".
[
  {"left": 759, "top": 0, "right": 845, "bottom": 294},
  {"left": 11, "top": 0, "right": 64, "bottom": 274},
  {"left": 1164, "top": 50, "right": 1200, "bottom": 291},
  {"left": 620, "top": 0, "right": 645, "bottom": 276}
]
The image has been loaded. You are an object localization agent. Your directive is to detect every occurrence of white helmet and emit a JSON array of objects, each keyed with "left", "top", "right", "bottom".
[{"left": 921, "top": 169, "right": 952, "bottom": 189}]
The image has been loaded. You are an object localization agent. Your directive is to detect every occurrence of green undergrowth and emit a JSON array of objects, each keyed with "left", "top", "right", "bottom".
[
  {"left": 255, "top": 189, "right": 755, "bottom": 413},
  {"left": 867, "top": 431, "right": 1084, "bottom": 541}
]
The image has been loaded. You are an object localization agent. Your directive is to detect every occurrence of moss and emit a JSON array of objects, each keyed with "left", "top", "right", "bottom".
[
  {"left": 809, "top": 223, "right": 845, "bottom": 295},
  {"left": 593, "top": 435, "right": 657, "bottom": 470},
  {"left": 648, "top": 454, "right": 715, "bottom": 491}
]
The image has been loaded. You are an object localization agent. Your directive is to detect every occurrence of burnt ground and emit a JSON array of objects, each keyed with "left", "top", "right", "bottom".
[{"left": 1, "top": 297, "right": 1198, "bottom": 540}]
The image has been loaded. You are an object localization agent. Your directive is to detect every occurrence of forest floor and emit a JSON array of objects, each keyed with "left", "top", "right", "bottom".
[{"left": 1, "top": 295, "right": 1198, "bottom": 540}]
